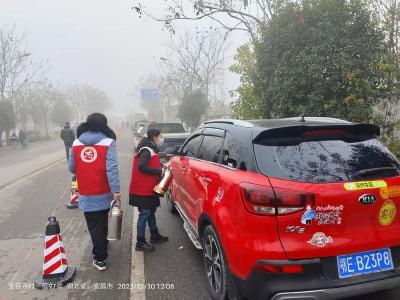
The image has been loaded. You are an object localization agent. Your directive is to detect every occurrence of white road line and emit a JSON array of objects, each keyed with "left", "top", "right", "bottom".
[
  {"left": 130, "top": 207, "right": 146, "bottom": 300},
  {"left": 0, "top": 158, "right": 64, "bottom": 190}
]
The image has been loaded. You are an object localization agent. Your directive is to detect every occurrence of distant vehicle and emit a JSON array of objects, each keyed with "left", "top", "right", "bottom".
[
  {"left": 134, "top": 123, "right": 147, "bottom": 138},
  {"left": 144, "top": 122, "right": 186, "bottom": 135},
  {"left": 159, "top": 132, "right": 190, "bottom": 164},
  {"left": 164, "top": 117, "right": 400, "bottom": 300}
]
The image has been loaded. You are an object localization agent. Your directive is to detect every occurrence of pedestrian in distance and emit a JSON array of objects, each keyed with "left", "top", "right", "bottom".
[
  {"left": 68, "top": 113, "right": 121, "bottom": 271},
  {"left": 129, "top": 128, "right": 169, "bottom": 252},
  {"left": 19, "top": 129, "right": 28, "bottom": 148},
  {"left": 60, "top": 122, "right": 75, "bottom": 161},
  {"left": 10, "top": 131, "right": 18, "bottom": 149}
]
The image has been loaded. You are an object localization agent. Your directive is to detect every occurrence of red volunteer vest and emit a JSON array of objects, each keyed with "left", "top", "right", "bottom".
[
  {"left": 72, "top": 138, "right": 112, "bottom": 195},
  {"left": 129, "top": 147, "right": 161, "bottom": 196}
]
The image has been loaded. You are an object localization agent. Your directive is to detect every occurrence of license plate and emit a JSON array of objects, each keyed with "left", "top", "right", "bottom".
[{"left": 337, "top": 248, "right": 394, "bottom": 279}]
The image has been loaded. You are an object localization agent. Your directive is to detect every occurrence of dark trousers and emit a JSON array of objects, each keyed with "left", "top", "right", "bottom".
[
  {"left": 84, "top": 209, "right": 109, "bottom": 261},
  {"left": 137, "top": 208, "right": 158, "bottom": 242},
  {"left": 65, "top": 146, "right": 71, "bottom": 161}
]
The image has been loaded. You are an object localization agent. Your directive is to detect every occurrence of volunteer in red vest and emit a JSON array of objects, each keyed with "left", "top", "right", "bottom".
[
  {"left": 129, "top": 128, "right": 168, "bottom": 252},
  {"left": 68, "top": 113, "right": 121, "bottom": 271}
]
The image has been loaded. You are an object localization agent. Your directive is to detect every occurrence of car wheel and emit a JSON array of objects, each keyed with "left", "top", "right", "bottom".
[
  {"left": 202, "top": 225, "right": 228, "bottom": 300},
  {"left": 165, "top": 189, "right": 176, "bottom": 214}
]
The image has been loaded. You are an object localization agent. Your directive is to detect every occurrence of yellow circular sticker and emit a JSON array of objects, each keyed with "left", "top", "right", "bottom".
[
  {"left": 379, "top": 200, "right": 396, "bottom": 226},
  {"left": 380, "top": 187, "right": 389, "bottom": 200}
]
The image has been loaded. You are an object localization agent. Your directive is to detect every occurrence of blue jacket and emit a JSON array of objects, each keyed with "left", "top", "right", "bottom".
[{"left": 68, "top": 131, "right": 120, "bottom": 212}]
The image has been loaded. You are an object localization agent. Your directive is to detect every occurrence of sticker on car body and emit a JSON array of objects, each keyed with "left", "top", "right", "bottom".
[
  {"left": 308, "top": 232, "right": 333, "bottom": 248},
  {"left": 344, "top": 180, "right": 387, "bottom": 191},
  {"left": 378, "top": 200, "right": 396, "bottom": 226},
  {"left": 301, "top": 205, "right": 343, "bottom": 225},
  {"left": 380, "top": 186, "right": 400, "bottom": 200}
]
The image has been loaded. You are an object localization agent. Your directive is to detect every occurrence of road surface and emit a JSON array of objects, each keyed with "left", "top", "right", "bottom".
[{"left": 0, "top": 132, "right": 399, "bottom": 300}]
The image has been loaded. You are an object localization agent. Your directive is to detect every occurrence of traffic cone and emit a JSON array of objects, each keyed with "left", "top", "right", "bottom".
[
  {"left": 66, "top": 177, "right": 79, "bottom": 209},
  {"left": 34, "top": 217, "right": 76, "bottom": 289}
]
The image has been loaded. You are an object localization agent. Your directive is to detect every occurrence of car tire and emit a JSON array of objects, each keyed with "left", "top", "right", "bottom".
[
  {"left": 202, "top": 225, "right": 228, "bottom": 300},
  {"left": 165, "top": 189, "right": 177, "bottom": 214}
]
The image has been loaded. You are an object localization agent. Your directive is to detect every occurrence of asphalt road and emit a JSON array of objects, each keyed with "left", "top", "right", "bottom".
[
  {"left": 0, "top": 135, "right": 133, "bottom": 300},
  {"left": 1, "top": 132, "right": 400, "bottom": 300}
]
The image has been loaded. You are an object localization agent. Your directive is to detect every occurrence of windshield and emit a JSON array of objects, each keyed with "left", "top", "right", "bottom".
[
  {"left": 254, "top": 138, "right": 400, "bottom": 183},
  {"left": 149, "top": 123, "right": 185, "bottom": 133}
]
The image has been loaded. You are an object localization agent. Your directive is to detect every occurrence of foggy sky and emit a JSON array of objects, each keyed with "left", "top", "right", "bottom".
[{"left": 0, "top": 0, "right": 247, "bottom": 117}]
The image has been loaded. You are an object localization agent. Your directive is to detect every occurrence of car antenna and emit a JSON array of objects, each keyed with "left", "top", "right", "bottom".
[{"left": 300, "top": 116, "right": 305, "bottom": 122}]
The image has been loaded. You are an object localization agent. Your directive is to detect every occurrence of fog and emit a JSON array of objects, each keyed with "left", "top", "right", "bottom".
[{"left": 0, "top": 0, "right": 246, "bottom": 117}]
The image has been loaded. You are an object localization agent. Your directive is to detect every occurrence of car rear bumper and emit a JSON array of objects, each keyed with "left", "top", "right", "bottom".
[
  {"left": 230, "top": 247, "right": 400, "bottom": 299},
  {"left": 271, "top": 275, "right": 400, "bottom": 300}
]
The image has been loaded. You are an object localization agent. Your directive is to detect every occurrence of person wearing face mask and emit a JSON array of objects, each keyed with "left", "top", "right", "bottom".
[{"left": 129, "top": 128, "right": 169, "bottom": 251}]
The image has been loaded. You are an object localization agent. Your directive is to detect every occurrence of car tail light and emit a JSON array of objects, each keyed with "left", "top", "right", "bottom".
[
  {"left": 240, "top": 183, "right": 315, "bottom": 216},
  {"left": 254, "top": 263, "right": 303, "bottom": 273},
  {"left": 274, "top": 188, "right": 315, "bottom": 215},
  {"left": 240, "top": 182, "right": 276, "bottom": 216}
]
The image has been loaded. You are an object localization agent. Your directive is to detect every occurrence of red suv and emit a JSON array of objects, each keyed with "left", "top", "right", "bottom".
[{"left": 164, "top": 118, "right": 400, "bottom": 300}]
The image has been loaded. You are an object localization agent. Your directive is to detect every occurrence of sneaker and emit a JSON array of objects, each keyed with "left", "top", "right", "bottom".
[
  {"left": 135, "top": 241, "right": 155, "bottom": 252},
  {"left": 150, "top": 233, "right": 169, "bottom": 243},
  {"left": 93, "top": 260, "right": 107, "bottom": 271}
]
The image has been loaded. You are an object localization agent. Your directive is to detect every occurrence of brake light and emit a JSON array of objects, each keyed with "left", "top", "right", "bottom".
[
  {"left": 275, "top": 189, "right": 315, "bottom": 215},
  {"left": 240, "top": 183, "right": 276, "bottom": 215},
  {"left": 239, "top": 183, "right": 315, "bottom": 216},
  {"left": 254, "top": 263, "right": 303, "bottom": 273},
  {"left": 303, "top": 129, "right": 346, "bottom": 136}
]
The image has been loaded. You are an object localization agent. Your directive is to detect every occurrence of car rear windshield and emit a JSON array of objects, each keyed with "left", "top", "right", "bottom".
[
  {"left": 254, "top": 137, "right": 400, "bottom": 183},
  {"left": 148, "top": 123, "right": 185, "bottom": 133}
]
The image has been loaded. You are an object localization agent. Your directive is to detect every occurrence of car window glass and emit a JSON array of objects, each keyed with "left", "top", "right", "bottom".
[
  {"left": 222, "top": 132, "right": 240, "bottom": 169},
  {"left": 182, "top": 135, "right": 202, "bottom": 158},
  {"left": 197, "top": 135, "right": 224, "bottom": 163},
  {"left": 254, "top": 138, "right": 400, "bottom": 183}
]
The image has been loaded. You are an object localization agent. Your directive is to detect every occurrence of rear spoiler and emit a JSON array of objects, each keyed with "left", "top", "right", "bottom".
[{"left": 253, "top": 123, "right": 380, "bottom": 144}]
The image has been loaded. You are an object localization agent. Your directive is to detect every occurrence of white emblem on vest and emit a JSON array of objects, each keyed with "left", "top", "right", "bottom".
[{"left": 81, "top": 146, "right": 98, "bottom": 163}]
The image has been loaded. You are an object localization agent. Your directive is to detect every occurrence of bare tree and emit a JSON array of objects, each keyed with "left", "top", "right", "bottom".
[
  {"left": 159, "top": 29, "right": 228, "bottom": 127},
  {"left": 66, "top": 84, "right": 112, "bottom": 122},
  {"left": 133, "top": 0, "right": 292, "bottom": 41},
  {"left": 0, "top": 26, "right": 34, "bottom": 102}
]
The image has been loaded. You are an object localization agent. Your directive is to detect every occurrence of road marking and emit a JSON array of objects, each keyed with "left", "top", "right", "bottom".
[
  {"left": 0, "top": 158, "right": 64, "bottom": 190},
  {"left": 130, "top": 207, "right": 146, "bottom": 300}
]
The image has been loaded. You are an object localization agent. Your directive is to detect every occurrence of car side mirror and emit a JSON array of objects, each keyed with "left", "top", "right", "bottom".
[{"left": 164, "top": 146, "right": 179, "bottom": 160}]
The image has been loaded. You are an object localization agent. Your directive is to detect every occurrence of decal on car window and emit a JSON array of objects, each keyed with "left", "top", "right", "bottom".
[
  {"left": 378, "top": 200, "right": 396, "bottom": 226},
  {"left": 307, "top": 232, "right": 333, "bottom": 248},
  {"left": 344, "top": 180, "right": 387, "bottom": 191}
]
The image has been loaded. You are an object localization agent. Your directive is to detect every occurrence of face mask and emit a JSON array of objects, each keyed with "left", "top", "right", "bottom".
[{"left": 158, "top": 137, "right": 164, "bottom": 147}]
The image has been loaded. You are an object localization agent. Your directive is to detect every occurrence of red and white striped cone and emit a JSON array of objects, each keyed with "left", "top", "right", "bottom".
[{"left": 34, "top": 217, "right": 76, "bottom": 289}]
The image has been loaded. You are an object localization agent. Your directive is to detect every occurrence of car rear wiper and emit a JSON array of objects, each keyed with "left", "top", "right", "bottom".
[{"left": 353, "top": 167, "right": 400, "bottom": 177}]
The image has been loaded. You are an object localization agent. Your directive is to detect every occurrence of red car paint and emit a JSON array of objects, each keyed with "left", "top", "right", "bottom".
[{"left": 167, "top": 119, "right": 400, "bottom": 298}]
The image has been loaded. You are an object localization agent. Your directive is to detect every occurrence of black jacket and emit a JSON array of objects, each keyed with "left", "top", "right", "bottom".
[
  {"left": 60, "top": 127, "right": 75, "bottom": 146},
  {"left": 76, "top": 121, "right": 116, "bottom": 140},
  {"left": 129, "top": 137, "right": 162, "bottom": 209}
]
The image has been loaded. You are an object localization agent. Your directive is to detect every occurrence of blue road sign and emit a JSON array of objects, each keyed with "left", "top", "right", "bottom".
[{"left": 141, "top": 88, "right": 159, "bottom": 101}]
